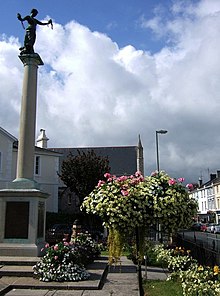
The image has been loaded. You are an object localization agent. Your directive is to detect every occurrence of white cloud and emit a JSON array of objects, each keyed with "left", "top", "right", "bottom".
[{"left": 1, "top": 0, "right": 220, "bottom": 183}]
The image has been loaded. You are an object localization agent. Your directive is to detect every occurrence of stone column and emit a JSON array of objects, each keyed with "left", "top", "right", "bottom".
[
  {"left": 13, "top": 54, "right": 43, "bottom": 188},
  {"left": 0, "top": 54, "right": 49, "bottom": 257}
]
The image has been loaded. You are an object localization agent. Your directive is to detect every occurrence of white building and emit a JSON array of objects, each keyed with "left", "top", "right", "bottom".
[
  {"left": 0, "top": 127, "right": 61, "bottom": 212},
  {"left": 190, "top": 172, "right": 220, "bottom": 223}
]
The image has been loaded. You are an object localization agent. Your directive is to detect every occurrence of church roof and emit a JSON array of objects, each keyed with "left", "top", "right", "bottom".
[{"left": 51, "top": 146, "right": 138, "bottom": 176}]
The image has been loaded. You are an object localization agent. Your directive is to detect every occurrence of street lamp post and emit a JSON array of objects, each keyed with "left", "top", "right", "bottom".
[
  {"left": 155, "top": 129, "right": 167, "bottom": 243},
  {"left": 156, "top": 129, "right": 168, "bottom": 172}
]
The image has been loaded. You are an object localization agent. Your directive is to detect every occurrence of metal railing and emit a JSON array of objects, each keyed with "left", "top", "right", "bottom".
[{"left": 177, "top": 231, "right": 220, "bottom": 266}]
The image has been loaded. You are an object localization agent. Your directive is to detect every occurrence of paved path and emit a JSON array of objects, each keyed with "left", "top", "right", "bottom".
[{"left": 0, "top": 256, "right": 168, "bottom": 295}]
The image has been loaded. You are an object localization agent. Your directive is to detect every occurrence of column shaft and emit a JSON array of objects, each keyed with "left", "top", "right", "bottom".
[{"left": 16, "top": 54, "right": 43, "bottom": 180}]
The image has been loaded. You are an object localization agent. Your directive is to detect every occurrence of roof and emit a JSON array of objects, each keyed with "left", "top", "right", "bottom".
[
  {"left": 0, "top": 126, "right": 17, "bottom": 142},
  {"left": 51, "top": 146, "right": 138, "bottom": 176},
  {"left": 13, "top": 141, "right": 62, "bottom": 157}
]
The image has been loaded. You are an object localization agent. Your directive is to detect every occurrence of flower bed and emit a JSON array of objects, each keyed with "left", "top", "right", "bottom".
[
  {"left": 154, "top": 244, "right": 220, "bottom": 295},
  {"left": 33, "top": 232, "right": 101, "bottom": 282}
]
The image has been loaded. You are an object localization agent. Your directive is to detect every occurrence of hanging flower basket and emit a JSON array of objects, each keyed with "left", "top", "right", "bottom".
[{"left": 82, "top": 171, "right": 197, "bottom": 263}]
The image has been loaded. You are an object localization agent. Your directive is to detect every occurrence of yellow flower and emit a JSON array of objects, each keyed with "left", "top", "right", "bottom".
[
  {"left": 214, "top": 266, "right": 219, "bottom": 275},
  {"left": 198, "top": 265, "right": 204, "bottom": 271}
]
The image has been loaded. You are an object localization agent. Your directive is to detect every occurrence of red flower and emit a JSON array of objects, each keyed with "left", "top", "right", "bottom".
[{"left": 168, "top": 178, "right": 176, "bottom": 185}]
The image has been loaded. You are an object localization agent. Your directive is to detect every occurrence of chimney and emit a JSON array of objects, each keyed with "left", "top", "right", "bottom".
[
  {"left": 198, "top": 177, "right": 202, "bottom": 187},
  {"left": 210, "top": 173, "right": 216, "bottom": 181},
  {"left": 217, "top": 170, "right": 220, "bottom": 178},
  {"left": 36, "top": 129, "right": 49, "bottom": 148}
]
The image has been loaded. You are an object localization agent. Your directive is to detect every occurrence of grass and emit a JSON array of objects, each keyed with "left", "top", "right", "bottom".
[
  {"left": 101, "top": 250, "right": 130, "bottom": 257},
  {"left": 101, "top": 250, "right": 109, "bottom": 256},
  {"left": 143, "top": 279, "right": 183, "bottom": 296}
]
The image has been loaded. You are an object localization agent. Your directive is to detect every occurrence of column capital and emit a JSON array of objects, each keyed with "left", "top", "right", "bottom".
[{"left": 19, "top": 53, "right": 44, "bottom": 66}]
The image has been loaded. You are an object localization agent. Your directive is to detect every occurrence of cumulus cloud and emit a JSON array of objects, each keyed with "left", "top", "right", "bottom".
[{"left": 1, "top": 0, "right": 220, "bottom": 183}]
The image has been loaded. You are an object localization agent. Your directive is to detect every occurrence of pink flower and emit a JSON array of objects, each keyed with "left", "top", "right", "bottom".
[
  {"left": 104, "top": 173, "right": 111, "bottom": 179},
  {"left": 41, "top": 248, "right": 44, "bottom": 252},
  {"left": 45, "top": 243, "right": 49, "bottom": 248},
  {"left": 54, "top": 256, "right": 58, "bottom": 260},
  {"left": 121, "top": 189, "right": 129, "bottom": 196},
  {"left": 138, "top": 176, "right": 144, "bottom": 182},
  {"left": 135, "top": 171, "right": 142, "bottom": 177},
  {"left": 118, "top": 176, "right": 128, "bottom": 182},
  {"left": 98, "top": 180, "right": 105, "bottom": 187},
  {"left": 186, "top": 183, "right": 194, "bottom": 190},
  {"left": 64, "top": 241, "right": 69, "bottom": 246},
  {"left": 168, "top": 178, "right": 176, "bottom": 185},
  {"left": 178, "top": 177, "right": 185, "bottom": 183},
  {"left": 53, "top": 245, "right": 59, "bottom": 251}
]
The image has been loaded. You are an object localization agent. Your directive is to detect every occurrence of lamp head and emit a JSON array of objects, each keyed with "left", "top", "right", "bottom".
[{"left": 156, "top": 130, "right": 168, "bottom": 134}]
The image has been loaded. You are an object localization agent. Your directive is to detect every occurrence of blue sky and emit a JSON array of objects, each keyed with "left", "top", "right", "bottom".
[
  {"left": 0, "top": 0, "right": 219, "bottom": 183},
  {"left": 1, "top": 0, "right": 174, "bottom": 52}
]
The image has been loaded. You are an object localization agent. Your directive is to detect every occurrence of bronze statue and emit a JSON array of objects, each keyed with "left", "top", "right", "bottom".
[{"left": 17, "top": 9, "right": 53, "bottom": 55}]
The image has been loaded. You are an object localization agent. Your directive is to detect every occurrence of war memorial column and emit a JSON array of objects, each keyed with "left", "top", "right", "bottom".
[{"left": 0, "top": 9, "right": 52, "bottom": 256}]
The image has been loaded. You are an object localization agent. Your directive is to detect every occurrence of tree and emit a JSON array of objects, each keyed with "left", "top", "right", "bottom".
[{"left": 59, "top": 149, "right": 110, "bottom": 205}]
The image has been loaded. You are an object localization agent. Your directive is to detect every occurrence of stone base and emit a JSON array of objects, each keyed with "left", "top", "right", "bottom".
[
  {"left": 0, "top": 188, "right": 49, "bottom": 257},
  {"left": 0, "top": 242, "right": 46, "bottom": 257}
]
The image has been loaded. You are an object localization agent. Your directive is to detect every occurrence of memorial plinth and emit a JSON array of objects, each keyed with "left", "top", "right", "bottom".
[{"left": 0, "top": 54, "right": 49, "bottom": 257}]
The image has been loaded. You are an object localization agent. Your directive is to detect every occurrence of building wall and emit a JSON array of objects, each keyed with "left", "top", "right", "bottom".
[
  {"left": 191, "top": 174, "right": 220, "bottom": 223},
  {"left": 34, "top": 153, "right": 60, "bottom": 212},
  {"left": 0, "top": 133, "right": 14, "bottom": 187},
  {"left": 55, "top": 144, "right": 143, "bottom": 214},
  {"left": 0, "top": 129, "right": 60, "bottom": 213}
]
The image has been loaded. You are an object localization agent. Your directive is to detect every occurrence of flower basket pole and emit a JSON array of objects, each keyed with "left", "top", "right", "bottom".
[{"left": 136, "top": 226, "right": 144, "bottom": 296}]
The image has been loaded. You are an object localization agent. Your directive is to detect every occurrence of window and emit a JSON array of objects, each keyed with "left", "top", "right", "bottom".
[
  {"left": 68, "top": 194, "right": 72, "bottom": 206},
  {"left": 35, "top": 156, "right": 40, "bottom": 175}
]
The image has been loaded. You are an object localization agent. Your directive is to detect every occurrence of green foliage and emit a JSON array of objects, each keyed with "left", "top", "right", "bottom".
[
  {"left": 59, "top": 149, "right": 110, "bottom": 203},
  {"left": 127, "top": 239, "right": 166, "bottom": 267},
  {"left": 108, "top": 228, "right": 125, "bottom": 264},
  {"left": 71, "top": 232, "right": 101, "bottom": 265}
]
